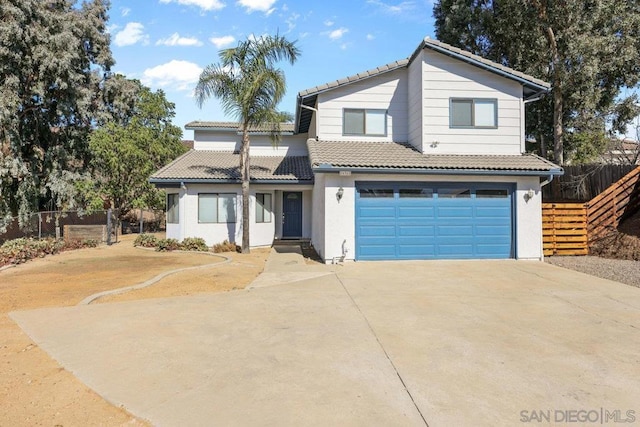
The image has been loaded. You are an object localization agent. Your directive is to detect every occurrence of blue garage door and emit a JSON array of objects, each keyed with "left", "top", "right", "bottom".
[{"left": 355, "top": 182, "right": 514, "bottom": 260}]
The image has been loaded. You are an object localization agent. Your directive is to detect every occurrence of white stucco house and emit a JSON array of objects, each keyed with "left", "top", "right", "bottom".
[{"left": 150, "top": 37, "right": 563, "bottom": 262}]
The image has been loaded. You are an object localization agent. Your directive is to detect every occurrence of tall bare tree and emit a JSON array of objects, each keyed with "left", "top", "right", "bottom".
[{"left": 195, "top": 35, "right": 300, "bottom": 253}]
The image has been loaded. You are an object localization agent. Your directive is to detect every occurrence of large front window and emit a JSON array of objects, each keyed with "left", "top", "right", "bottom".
[
  {"left": 343, "top": 109, "right": 387, "bottom": 136},
  {"left": 198, "top": 193, "right": 236, "bottom": 223},
  {"left": 450, "top": 98, "right": 497, "bottom": 128}
]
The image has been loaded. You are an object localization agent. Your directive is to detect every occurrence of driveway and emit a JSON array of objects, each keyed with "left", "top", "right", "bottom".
[{"left": 10, "top": 257, "right": 640, "bottom": 426}]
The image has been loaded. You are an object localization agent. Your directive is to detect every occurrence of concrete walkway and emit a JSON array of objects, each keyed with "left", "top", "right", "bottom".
[{"left": 10, "top": 254, "right": 640, "bottom": 426}]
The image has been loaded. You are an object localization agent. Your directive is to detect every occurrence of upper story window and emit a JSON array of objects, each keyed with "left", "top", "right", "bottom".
[
  {"left": 450, "top": 98, "right": 498, "bottom": 128},
  {"left": 343, "top": 109, "right": 387, "bottom": 136}
]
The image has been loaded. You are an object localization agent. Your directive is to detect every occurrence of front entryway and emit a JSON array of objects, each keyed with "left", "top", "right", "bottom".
[{"left": 282, "top": 191, "right": 303, "bottom": 238}]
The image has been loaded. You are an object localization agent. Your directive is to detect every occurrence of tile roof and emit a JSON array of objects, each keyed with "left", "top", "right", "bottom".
[
  {"left": 297, "top": 38, "right": 549, "bottom": 101},
  {"left": 185, "top": 121, "right": 295, "bottom": 133},
  {"left": 307, "top": 140, "right": 562, "bottom": 173},
  {"left": 150, "top": 150, "right": 313, "bottom": 182},
  {"left": 297, "top": 60, "right": 409, "bottom": 98}
]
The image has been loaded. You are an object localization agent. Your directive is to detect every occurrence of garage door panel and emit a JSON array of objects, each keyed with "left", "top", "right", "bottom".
[
  {"left": 437, "top": 207, "right": 474, "bottom": 218},
  {"left": 437, "top": 225, "right": 474, "bottom": 236},
  {"left": 397, "top": 206, "right": 435, "bottom": 218},
  {"left": 356, "top": 183, "right": 514, "bottom": 260},
  {"left": 398, "top": 225, "right": 435, "bottom": 237},
  {"left": 398, "top": 245, "right": 436, "bottom": 257},
  {"left": 358, "top": 225, "right": 396, "bottom": 237},
  {"left": 358, "top": 206, "right": 395, "bottom": 218}
]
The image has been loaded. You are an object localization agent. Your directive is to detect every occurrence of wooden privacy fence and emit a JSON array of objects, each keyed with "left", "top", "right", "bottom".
[
  {"left": 542, "top": 204, "right": 588, "bottom": 256},
  {"left": 543, "top": 166, "right": 640, "bottom": 255}
]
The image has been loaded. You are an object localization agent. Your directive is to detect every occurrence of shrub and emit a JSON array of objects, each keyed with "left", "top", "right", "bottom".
[
  {"left": 134, "top": 233, "right": 158, "bottom": 248},
  {"left": 0, "top": 237, "right": 98, "bottom": 267},
  {"left": 155, "top": 238, "right": 181, "bottom": 252},
  {"left": 180, "top": 237, "right": 209, "bottom": 252},
  {"left": 213, "top": 239, "right": 239, "bottom": 253}
]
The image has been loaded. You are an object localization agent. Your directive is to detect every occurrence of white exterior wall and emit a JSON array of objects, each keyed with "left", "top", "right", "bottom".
[
  {"left": 311, "top": 173, "right": 326, "bottom": 259},
  {"left": 193, "top": 132, "right": 309, "bottom": 156},
  {"left": 318, "top": 173, "right": 543, "bottom": 263},
  {"left": 316, "top": 69, "right": 408, "bottom": 142},
  {"left": 407, "top": 53, "right": 424, "bottom": 151},
  {"left": 166, "top": 184, "right": 312, "bottom": 247},
  {"left": 421, "top": 50, "right": 524, "bottom": 155}
]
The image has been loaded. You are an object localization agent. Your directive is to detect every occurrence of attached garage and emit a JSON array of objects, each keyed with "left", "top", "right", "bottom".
[{"left": 355, "top": 182, "right": 514, "bottom": 260}]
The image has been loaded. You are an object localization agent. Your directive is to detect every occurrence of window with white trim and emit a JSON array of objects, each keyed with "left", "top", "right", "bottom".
[
  {"left": 198, "top": 193, "right": 236, "bottom": 223},
  {"left": 343, "top": 109, "right": 387, "bottom": 136},
  {"left": 167, "top": 193, "right": 179, "bottom": 224},
  {"left": 256, "top": 193, "right": 272, "bottom": 223},
  {"left": 450, "top": 98, "right": 498, "bottom": 128}
]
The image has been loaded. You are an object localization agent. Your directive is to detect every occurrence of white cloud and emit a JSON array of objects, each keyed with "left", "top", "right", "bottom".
[
  {"left": 367, "top": 0, "right": 416, "bottom": 14},
  {"left": 157, "top": 33, "right": 203, "bottom": 46},
  {"left": 366, "top": 33, "right": 375, "bottom": 40},
  {"left": 114, "top": 22, "right": 148, "bottom": 47},
  {"left": 285, "top": 12, "right": 300, "bottom": 32},
  {"left": 121, "top": 7, "right": 131, "bottom": 17},
  {"left": 159, "top": 0, "right": 225, "bottom": 11},
  {"left": 328, "top": 27, "right": 348, "bottom": 40},
  {"left": 142, "top": 60, "right": 203, "bottom": 91},
  {"left": 324, "top": 20, "right": 334, "bottom": 27},
  {"left": 237, "top": 0, "right": 277, "bottom": 13},
  {"left": 210, "top": 35, "right": 236, "bottom": 48}
]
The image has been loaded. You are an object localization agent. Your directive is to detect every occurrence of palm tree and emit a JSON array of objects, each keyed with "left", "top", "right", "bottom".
[{"left": 195, "top": 35, "right": 300, "bottom": 253}]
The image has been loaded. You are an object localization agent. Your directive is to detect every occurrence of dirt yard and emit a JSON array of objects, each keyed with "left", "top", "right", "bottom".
[{"left": 0, "top": 234, "right": 269, "bottom": 426}]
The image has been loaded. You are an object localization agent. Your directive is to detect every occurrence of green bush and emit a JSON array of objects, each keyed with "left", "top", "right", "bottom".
[
  {"left": 134, "top": 233, "right": 158, "bottom": 248},
  {"left": 0, "top": 237, "right": 98, "bottom": 267},
  {"left": 213, "top": 239, "right": 238, "bottom": 253},
  {"left": 180, "top": 237, "right": 209, "bottom": 252},
  {"left": 155, "top": 238, "right": 181, "bottom": 252}
]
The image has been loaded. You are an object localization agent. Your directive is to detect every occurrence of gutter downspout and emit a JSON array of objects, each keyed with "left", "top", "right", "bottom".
[{"left": 540, "top": 174, "right": 554, "bottom": 187}]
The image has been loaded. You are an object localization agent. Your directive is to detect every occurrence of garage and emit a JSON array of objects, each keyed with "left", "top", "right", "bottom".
[{"left": 355, "top": 182, "right": 514, "bottom": 260}]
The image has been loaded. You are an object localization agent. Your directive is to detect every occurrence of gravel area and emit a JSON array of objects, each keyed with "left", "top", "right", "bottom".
[{"left": 545, "top": 255, "right": 640, "bottom": 288}]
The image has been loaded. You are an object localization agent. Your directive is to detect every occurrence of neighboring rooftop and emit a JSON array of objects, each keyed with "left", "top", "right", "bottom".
[
  {"left": 150, "top": 150, "right": 313, "bottom": 183},
  {"left": 185, "top": 121, "right": 296, "bottom": 133},
  {"left": 307, "top": 140, "right": 563, "bottom": 174}
]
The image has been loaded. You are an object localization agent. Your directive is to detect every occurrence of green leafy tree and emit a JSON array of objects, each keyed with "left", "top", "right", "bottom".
[
  {"left": 89, "top": 80, "right": 187, "bottom": 219},
  {"left": 433, "top": 0, "right": 640, "bottom": 164},
  {"left": 195, "top": 34, "right": 300, "bottom": 253},
  {"left": 0, "top": 0, "right": 113, "bottom": 230}
]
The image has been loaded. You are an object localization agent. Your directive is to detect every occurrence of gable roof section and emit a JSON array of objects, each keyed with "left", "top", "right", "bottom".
[
  {"left": 150, "top": 150, "right": 313, "bottom": 184},
  {"left": 296, "top": 37, "right": 550, "bottom": 133},
  {"left": 307, "top": 140, "right": 563, "bottom": 176},
  {"left": 185, "top": 121, "right": 295, "bottom": 134}
]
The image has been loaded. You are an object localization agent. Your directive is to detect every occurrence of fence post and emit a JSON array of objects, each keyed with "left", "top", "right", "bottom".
[
  {"left": 107, "top": 208, "right": 112, "bottom": 245},
  {"left": 38, "top": 212, "right": 42, "bottom": 240},
  {"left": 139, "top": 209, "right": 143, "bottom": 234}
]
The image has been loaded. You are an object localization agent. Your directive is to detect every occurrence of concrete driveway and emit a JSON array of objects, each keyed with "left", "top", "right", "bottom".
[{"left": 10, "top": 256, "right": 640, "bottom": 426}]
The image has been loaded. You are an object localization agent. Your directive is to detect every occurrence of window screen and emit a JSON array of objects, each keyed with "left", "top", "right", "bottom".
[
  {"left": 450, "top": 98, "right": 497, "bottom": 128},
  {"left": 344, "top": 109, "right": 386, "bottom": 136},
  {"left": 198, "top": 193, "right": 236, "bottom": 223}
]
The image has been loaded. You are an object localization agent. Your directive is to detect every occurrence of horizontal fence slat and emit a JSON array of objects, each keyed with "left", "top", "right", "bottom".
[{"left": 542, "top": 202, "right": 588, "bottom": 256}]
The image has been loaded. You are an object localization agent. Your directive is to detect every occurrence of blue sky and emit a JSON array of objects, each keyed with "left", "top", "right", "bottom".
[{"left": 107, "top": 0, "right": 436, "bottom": 139}]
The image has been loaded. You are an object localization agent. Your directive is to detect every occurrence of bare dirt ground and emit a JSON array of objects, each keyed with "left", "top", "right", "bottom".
[{"left": 0, "top": 234, "right": 268, "bottom": 426}]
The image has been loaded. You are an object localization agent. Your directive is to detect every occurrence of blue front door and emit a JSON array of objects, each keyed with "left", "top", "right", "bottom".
[
  {"left": 355, "top": 182, "right": 514, "bottom": 260},
  {"left": 283, "top": 191, "right": 303, "bottom": 238}
]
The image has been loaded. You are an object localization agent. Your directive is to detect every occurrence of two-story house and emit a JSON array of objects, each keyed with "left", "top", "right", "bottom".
[{"left": 150, "top": 37, "right": 563, "bottom": 262}]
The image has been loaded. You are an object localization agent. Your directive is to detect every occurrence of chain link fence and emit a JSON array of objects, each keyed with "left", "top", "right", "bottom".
[{"left": 0, "top": 209, "right": 166, "bottom": 244}]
